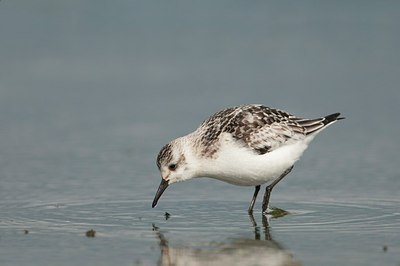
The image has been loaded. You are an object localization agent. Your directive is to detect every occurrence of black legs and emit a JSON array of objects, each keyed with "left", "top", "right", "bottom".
[
  {"left": 262, "top": 165, "right": 294, "bottom": 213},
  {"left": 246, "top": 165, "right": 294, "bottom": 213},
  {"left": 248, "top": 185, "right": 261, "bottom": 214}
]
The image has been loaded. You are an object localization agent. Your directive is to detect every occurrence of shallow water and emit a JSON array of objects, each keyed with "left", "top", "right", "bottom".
[
  {"left": 1, "top": 1, "right": 400, "bottom": 265},
  {"left": 1, "top": 198, "right": 399, "bottom": 265}
]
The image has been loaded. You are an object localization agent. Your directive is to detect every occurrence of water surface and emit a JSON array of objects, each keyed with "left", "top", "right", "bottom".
[{"left": 1, "top": 198, "right": 399, "bottom": 265}]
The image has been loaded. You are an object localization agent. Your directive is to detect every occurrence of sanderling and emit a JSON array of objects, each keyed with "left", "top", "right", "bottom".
[{"left": 152, "top": 104, "right": 344, "bottom": 213}]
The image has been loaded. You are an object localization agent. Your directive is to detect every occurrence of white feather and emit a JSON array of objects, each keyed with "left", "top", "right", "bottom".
[{"left": 195, "top": 133, "right": 310, "bottom": 186}]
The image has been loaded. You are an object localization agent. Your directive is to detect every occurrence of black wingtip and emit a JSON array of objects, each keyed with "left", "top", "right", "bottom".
[{"left": 323, "top": 113, "right": 345, "bottom": 125}]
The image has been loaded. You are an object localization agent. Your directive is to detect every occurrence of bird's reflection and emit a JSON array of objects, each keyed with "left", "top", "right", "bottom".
[{"left": 152, "top": 214, "right": 301, "bottom": 266}]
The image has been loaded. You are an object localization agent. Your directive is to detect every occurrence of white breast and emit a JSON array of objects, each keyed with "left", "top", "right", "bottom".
[{"left": 196, "top": 133, "right": 312, "bottom": 186}]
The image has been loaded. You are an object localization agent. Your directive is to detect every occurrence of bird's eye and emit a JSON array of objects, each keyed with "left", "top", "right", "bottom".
[{"left": 168, "top": 164, "right": 177, "bottom": 171}]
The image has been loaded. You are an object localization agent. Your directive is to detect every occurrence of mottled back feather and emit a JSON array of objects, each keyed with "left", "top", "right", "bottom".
[{"left": 194, "top": 104, "right": 341, "bottom": 156}]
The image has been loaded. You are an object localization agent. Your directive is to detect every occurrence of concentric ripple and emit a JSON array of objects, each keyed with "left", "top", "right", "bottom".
[
  {"left": 273, "top": 199, "right": 400, "bottom": 233},
  {"left": 1, "top": 198, "right": 398, "bottom": 237}
]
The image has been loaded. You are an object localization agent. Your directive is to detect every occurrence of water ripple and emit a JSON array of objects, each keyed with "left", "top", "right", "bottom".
[{"left": 0, "top": 198, "right": 399, "bottom": 237}]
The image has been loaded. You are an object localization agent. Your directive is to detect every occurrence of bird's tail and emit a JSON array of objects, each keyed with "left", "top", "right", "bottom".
[
  {"left": 323, "top": 113, "right": 345, "bottom": 126},
  {"left": 296, "top": 112, "right": 345, "bottom": 135}
]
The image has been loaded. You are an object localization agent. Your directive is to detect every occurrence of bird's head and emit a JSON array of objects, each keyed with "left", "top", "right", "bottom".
[{"left": 152, "top": 137, "right": 198, "bottom": 208}]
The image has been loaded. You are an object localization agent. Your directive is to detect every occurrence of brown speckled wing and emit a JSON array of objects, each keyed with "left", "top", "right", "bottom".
[
  {"left": 224, "top": 105, "right": 307, "bottom": 154},
  {"left": 196, "top": 104, "right": 331, "bottom": 156}
]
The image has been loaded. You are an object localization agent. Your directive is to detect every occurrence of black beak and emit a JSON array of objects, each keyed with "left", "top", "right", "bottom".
[{"left": 152, "top": 179, "right": 169, "bottom": 208}]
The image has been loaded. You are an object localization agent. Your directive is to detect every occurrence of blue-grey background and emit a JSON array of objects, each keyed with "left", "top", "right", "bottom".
[{"left": 0, "top": 1, "right": 399, "bottom": 265}]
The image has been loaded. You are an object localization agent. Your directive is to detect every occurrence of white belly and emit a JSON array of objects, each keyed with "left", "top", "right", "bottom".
[{"left": 197, "top": 135, "right": 311, "bottom": 186}]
